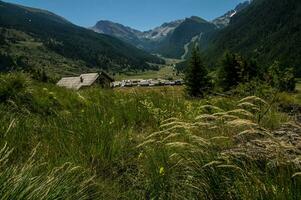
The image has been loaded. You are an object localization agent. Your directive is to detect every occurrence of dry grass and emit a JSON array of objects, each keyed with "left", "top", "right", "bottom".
[{"left": 136, "top": 96, "right": 301, "bottom": 199}]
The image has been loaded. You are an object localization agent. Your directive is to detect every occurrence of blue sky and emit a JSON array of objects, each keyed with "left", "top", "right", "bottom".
[{"left": 4, "top": 0, "right": 246, "bottom": 31}]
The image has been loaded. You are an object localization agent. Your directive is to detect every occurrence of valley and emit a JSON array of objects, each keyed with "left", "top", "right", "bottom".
[{"left": 1, "top": 0, "right": 301, "bottom": 199}]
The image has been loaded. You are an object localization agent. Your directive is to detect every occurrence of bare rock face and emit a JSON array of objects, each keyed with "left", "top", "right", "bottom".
[{"left": 212, "top": 1, "right": 250, "bottom": 29}]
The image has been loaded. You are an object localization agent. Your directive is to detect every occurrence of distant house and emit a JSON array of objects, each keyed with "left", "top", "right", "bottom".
[{"left": 57, "top": 72, "right": 114, "bottom": 90}]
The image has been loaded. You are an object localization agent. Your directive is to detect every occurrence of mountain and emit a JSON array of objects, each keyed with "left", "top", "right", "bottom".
[
  {"left": 91, "top": 17, "right": 215, "bottom": 59},
  {"left": 156, "top": 16, "right": 216, "bottom": 58},
  {"left": 202, "top": 0, "right": 301, "bottom": 75},
  {"left": 91, "top": 19, "right": 184, "bottom": 51},
  {"left": 142, "top": 20, "right": 184, "bottom": 41},
  {"left": 212, "top": 1, "right": 251, "bottom": 29},
  {"left": 0, "top": 1, "right": 163, "bottom": 76},
  {"left": 91, "top": 20, "right": 142, "bottom": 47},
  {"left": 91, "top": 1, "right": 251, "bottom": 60},
  {"left": 92, "top": 20, "right": 184, "bottom": 43}
]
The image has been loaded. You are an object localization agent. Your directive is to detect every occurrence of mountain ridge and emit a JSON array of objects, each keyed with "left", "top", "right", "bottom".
[
  {"left": 90, "top": 2, "right": 251, "bottom": 59},
  {"left": 91, "top": 16, "right": 216, "bottom": 58},
  {"left": 212, "top": 1, "right": 250, "bottom": 28},
  {"left": 0, "top": 0, "right": 163, "bottom": 75}
]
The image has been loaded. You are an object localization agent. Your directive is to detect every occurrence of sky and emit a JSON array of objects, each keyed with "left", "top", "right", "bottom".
[{"left": 4, "top": 0, "right": 246, "bottom": 31}]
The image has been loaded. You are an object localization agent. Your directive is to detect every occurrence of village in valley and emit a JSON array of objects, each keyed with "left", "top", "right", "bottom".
[
  {"left": 56, "top": 71, "right": 184, "bottom": 90},
  {"left": 112, "top": 78, "right": 183, "bottom": 88},
  {"left": 56, "top": 58, "right": 184, "bottom": 90}
]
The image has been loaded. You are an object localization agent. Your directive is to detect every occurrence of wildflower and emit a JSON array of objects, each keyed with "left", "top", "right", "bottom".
[
  {"left": 81, "top": 109, "right": 85, "bottom": 113},
  {"left": 109, "top": 117, "right": 115, "bottom": 125},
  {"left": 43, "top": 88, "right": 48, "bottom": 91},
  {"left": 138, "top": 152, "right": 143, "bottom": 159},
  {"left": 159, "top": 167, "right": 165, "bottom": 176}
]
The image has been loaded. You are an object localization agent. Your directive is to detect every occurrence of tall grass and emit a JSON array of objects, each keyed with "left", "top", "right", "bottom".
[
  {"left": 0, "top": 73, "right": 300, "bottom": 199},
  {"left": 0, "top": 143, "right": 99, "bottom": 200},
  {"left": 136, "top": 96, "right": 301, "bottom": 199}
]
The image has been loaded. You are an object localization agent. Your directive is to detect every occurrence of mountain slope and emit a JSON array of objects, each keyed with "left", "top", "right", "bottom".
[
  {"left": 202, "top": 0, "right": 301, "bottom": 75},
  {"left": 157, "top": 16, "right": 216, "bottom": 58},
  {"left": 0, "top": 1, "right": 163, "bottom": 75},
  {"left": 91, "top": 19, "right": 184, "bottom": 51},
  {"left": 212, "top": 1, "right": 250, "bottom": 29},
  {"left": 91, "top": 17, "right": 215, "bottom": 59},
  {"left": 91, "top": 20, "right": 142, "bottom": 47},
  {"left": 142, "top": 20, "right": 184, "bottom": 41}
]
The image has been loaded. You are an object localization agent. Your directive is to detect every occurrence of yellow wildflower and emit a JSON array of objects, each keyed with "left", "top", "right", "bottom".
[{"left": 159, "top": 167, "right": 165, "bottom": 176}]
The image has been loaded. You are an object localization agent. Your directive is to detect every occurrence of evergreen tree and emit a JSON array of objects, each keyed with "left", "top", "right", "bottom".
[
  {"left": 238, "top": 57, "right": 259, "bottom": 82},
  {"left": 267, "top": 61, "right": 296, "bottom": 92},
  {"left": 218, "top": 51, "right": 241, "bottom": 91},
  {"left": 218, "top": 52, "right": 259, "bottom": 91},
  {"left": 184, "top": 47, "right": 211, "bottom": 98}
]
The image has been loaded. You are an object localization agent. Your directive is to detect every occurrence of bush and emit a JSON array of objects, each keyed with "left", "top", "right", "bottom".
[
  {"left": 0, "top": 73, "right": 62, "bottom": 114},
  {"left": 266, "top": 61, "right": 296, "bottom": 92},
  {"left": 233, "top": 80, "right": 276, "bottom": 99},
  {"left": 0, "top": 73, "right": 33, "bottom": 106}
]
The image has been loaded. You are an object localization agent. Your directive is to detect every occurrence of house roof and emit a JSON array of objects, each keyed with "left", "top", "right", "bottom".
[
  {"left": 99, "top": 71, "right": 114, "bottom": 82},
  {"left": 57, "top": 77, "right": 82, "bottom": 90},
  {"left": 57, "top": 72, "right": 113, "bottom": 90}
]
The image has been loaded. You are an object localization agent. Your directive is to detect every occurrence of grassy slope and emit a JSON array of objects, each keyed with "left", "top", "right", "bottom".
[{"left": 1, "top": 73, "right": 301, "bottom": 199}]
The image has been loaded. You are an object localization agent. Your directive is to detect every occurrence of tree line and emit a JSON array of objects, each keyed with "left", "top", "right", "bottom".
[{"left": 185, "top": 47, "right": 296, "bottom": 98}]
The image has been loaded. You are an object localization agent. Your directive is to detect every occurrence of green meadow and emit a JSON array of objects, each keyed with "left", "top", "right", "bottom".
[{"left": 1, "top": 73, "right": 301, "bottom": 199}]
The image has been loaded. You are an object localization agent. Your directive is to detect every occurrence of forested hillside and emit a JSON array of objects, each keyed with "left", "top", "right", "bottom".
[
  {"left": 201, "top": 0, "right": 301, "bottom": 75},
  {"left": 91, "top": 16, "right": 217, "bottom": 59},
  {"left": 157, "top": 16, "right": 216, "bottom": 58},
  {"left": 0, "top": 1, "right": 163, "bottom": 76}
]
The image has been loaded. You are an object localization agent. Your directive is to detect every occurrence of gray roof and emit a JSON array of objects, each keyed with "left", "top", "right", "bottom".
[{"left": 57, "top": 73, "right": 100, "bottom": 90}]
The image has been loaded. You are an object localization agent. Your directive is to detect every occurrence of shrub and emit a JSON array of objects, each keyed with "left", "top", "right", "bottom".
[
  {"left": 266, "top": 61, "right": 296, "bottom": 92},
  {"left": 233, "top": 80, "right": 276, "bottom": 99},
  {"left": 0, "top": 73, "right": 33, "bottom": 106},
  {"left": 0, "top": 73, "right": 62, "bottom": 114}
]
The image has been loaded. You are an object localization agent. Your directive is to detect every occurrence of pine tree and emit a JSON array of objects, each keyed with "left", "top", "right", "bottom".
[
  {"left": 218, "top": 51, "right": 241, "bottom": 91},
  {"left": 218, "top": 52, "right": 259, "bottom": 91},
  {"left": 184, "top": 47, "right": 211, "bottom": 98}
]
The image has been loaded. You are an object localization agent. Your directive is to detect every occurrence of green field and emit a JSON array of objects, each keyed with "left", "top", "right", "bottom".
[
  {"left": 114, "top": 58, "right": 183, "bottom": 81},
  {"left": 1, "top": 73, "right": 301, "bottom": 199}
]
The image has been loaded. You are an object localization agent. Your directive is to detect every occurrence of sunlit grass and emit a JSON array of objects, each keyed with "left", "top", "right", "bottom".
[{"left": 0, "top": 73, "right": 300, "bottom": 199}]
